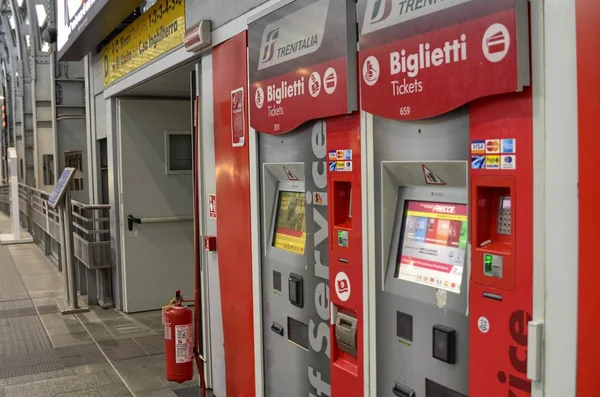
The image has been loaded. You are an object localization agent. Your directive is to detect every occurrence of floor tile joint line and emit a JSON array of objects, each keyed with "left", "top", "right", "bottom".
[{"left": 74, "top": 314, "right": 136, "bottom": 397}]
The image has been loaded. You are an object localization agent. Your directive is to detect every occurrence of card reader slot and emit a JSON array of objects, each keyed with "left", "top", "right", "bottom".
[
  {"left": 337, "top": 257, "right": 349, "bottom": 264},
  {"left": 483, "top": 292, "right": 503, "bottom": 301},
  {"left": 339, "top": 318, "right": 353, "bottom": 329},
  {"left": 393, "top": 382, "right": 416, "bottom": 397}
]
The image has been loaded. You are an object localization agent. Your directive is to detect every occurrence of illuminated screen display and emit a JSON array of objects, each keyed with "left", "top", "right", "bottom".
[
  {"left": 272, "top": 191, "right": 306, "bottom": 255},
  {"left": 396, "top": 201, "right": 468, "bottom": 294}
]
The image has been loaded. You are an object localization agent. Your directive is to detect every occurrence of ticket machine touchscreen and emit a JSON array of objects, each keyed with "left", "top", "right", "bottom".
[
  {"left": 272, "top": 191, "right": 307, "bottom": 255},
  {"left": 395, "top": 201, "right": 468, "bottom": 294}
]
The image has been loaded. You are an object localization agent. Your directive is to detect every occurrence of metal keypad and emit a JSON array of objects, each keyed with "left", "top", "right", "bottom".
[{"left": 497, "top": 207, "right": 511, "bottom": 235}]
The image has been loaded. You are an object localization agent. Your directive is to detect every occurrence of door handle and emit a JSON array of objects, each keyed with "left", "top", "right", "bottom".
[{"left": 127, "top": 214, "right": 141, "bottom": 231}]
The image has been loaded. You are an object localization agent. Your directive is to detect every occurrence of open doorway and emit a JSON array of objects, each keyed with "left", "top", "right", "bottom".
[{"left": 106, "top": 59, "right": 225, "bottom": 395}]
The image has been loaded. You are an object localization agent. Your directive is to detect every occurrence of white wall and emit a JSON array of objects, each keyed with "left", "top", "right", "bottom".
[{"left": 542, "top": 0, "right": 579, "bottom": 395}]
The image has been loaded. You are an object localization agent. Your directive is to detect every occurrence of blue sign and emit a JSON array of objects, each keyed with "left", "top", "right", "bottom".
[
  {"left": 502, "top": 139, "right": 516, "bottom": 153},
  {"left": 48, "top": 168, "right": 76, "bottom": 209}
]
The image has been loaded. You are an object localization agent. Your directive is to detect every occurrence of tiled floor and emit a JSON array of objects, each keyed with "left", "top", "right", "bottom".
[{"left": 0, "top": 214, "right": 207, "bottom": 397}]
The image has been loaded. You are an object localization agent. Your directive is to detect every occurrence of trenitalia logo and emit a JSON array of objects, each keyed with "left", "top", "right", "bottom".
[
  {"left": 370, "top": 0, "right": 393, "bottom": 24},
  {"left": 257, "top": 0, "right": 329, "bottom": 71},
  {"left": 361, "top": 0, "right": 475, "bottom": 35},
  {"left": 262, "top": 28, "right": 280, "bottom": 63}
]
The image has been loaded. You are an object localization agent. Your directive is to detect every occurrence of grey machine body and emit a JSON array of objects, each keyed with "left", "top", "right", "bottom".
[
  {"left": 258, "top": 120, "right": 331, "bottom": 397},
  {"left": 373, "top": 109, "right": 471, "bottom": 397}
]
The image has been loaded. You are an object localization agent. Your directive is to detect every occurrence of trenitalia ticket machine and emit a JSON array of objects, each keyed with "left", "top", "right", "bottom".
[
  {"left": 259, "top": 121, "right": 332, "bottom": 397},
  {"left": 374, "top": 110, "right": 470, "bottom": 397}
]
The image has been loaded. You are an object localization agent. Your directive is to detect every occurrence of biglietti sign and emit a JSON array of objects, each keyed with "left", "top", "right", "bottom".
[
  {"left": 248, "top": 0, "right": 357, "bottom": 134},
  {"left": 357, "top": 0, "right": 530, "bottom": 120}
]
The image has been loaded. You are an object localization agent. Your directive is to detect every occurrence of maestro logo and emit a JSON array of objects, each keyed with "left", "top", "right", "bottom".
[
  {"left": 261, "top": 28, "right": 280, "bottom": 63},
  {"left": 369, "top": 0, "right": 393, "bottom": 24}
]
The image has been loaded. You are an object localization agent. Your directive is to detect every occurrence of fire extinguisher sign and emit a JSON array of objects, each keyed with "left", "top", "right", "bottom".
[{"left": 175, "top": 323, "right": 193, "bottom": 363}]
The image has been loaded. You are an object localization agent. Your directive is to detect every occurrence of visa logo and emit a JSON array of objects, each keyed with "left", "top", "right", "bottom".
[{"left": 471, "top": 140, "right": 485, "bottom": 153}]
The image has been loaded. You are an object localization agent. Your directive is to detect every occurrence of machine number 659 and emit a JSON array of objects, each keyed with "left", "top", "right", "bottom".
[
  {"left": 273, "top": 124, "right": 280, "bottom": 132},
  {"left": 399, "top": 107, "right": 411, "bottom": 116}
]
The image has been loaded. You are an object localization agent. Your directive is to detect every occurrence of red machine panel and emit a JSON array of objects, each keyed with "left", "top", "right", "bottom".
[
  {"left": 326, "top": 113, "right": 363, "bottom": 397},
  {"left": 212, "top": 31, "right": 256, "bottom": 396},
  {"left": 469, "top": 91, "right": 533, "bottom": 397},
  {"left": 576, "top": 1, "right": 600, "bottom": 395}
]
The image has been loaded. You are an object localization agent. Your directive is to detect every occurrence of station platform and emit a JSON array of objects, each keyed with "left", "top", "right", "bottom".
[{"left": 0, "top": 214, "right": 204, "bottom": 397}]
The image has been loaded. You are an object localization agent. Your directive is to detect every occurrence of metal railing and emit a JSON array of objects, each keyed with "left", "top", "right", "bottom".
[{"left": 0, "top": 183, "right": 113, "bottom": 307}]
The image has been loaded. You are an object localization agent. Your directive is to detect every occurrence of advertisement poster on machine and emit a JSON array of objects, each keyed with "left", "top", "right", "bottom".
[
  {"left": 397, "top": 201, "right": 468, "bottom": 293},
  {"left": 248, "top": 0, "right": 357, "bottom": 134},
  {"left": 357, "top": 0, "right": 530, "bottom": 120},
  {"left": 231, "top": 87, "right": 246, "bottom": 147}
]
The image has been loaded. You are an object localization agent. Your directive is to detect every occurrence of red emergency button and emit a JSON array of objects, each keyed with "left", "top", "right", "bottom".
[{"left": 204, "top": 236, "right": 217, "bottom": 251}]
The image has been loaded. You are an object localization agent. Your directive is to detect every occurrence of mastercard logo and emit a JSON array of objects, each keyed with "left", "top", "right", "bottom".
[{"left": 486, "top": 140, "right": 500, "bottom": 153}]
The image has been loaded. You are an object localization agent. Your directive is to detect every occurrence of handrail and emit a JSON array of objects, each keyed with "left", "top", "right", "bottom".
[
  {"left": 4, "top": 183, "right": 110, "bottom": 210},
  {"left": 127, "top": 214, "right": 193, "bottom": 231}
]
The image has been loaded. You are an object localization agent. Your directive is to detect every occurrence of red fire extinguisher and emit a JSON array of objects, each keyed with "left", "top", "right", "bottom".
[{"left": 163, "top": 290, "right": 206, "bottom": 396}]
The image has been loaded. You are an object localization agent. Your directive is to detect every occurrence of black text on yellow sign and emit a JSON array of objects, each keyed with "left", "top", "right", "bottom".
[
  {"left": 274, "top": 233, "right": 306, "bottom": 255},
  {"left": 102, "top": 0, "right": 185, "bottom": 87}
]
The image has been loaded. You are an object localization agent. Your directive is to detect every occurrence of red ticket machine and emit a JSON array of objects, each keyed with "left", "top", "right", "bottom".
[
  {"left": 468, "top": 92, "right": 534, "bottom": 397},
  {"left": 327, "top": 113, "right": 363, "bottom": 397}
]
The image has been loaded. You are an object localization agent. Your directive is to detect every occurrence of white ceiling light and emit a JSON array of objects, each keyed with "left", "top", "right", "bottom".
[
  {"left": 9, "top": 14, "right": 16, "bottom": 30},
  {"left": 17, "top": 0, "right": 24, "bottom": 7},
  {"left": 35, "top": 4, "right": 46, "bottom": 27}
]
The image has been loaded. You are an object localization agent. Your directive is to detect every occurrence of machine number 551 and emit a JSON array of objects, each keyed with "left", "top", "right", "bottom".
[{"left": 399, "top": 107, "right": 411, "bottom": 116}]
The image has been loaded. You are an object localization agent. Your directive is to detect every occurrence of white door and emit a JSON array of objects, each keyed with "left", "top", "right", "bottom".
[{"left": 117, "top": 98, "right": 194, "bottom": 312}]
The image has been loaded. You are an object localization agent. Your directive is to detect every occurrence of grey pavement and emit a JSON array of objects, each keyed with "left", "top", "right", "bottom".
[{"left": 0, "top": 213, "right": 206, "bottom": 397}]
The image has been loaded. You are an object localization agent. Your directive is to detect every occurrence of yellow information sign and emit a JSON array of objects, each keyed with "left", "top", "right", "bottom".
[{"left": 102, "top": 0, "right": 185, "bottom": 87}]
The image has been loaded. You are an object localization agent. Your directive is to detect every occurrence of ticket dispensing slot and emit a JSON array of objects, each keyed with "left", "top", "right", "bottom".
[
  {"left": 335, "top": 312, "right": 358, "bottom": 356},
  {"left": 471, "top": 176, "right": 516, "bottom": 292},
  {"left": 393, "top": 382, "right": 416, "bottom": 397}
]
